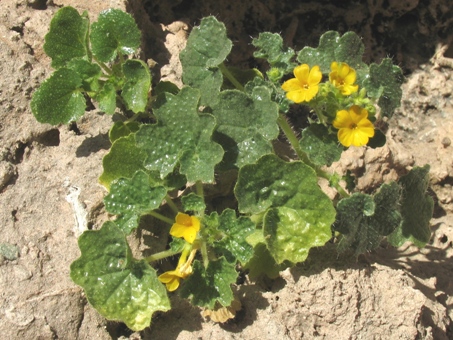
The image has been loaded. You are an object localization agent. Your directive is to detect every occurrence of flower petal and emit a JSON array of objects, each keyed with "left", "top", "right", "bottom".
[
  {"left": 175, "top": 212, "right": 192, "bottom": 226},
  {"left": 338, "top": 128, "right": 354, "bottom": 147},
  {"left": 293, "top": 64, "right": 310, "bottom": 83},
  {"left": 349, "top": 105, "right": 368, "bottom": 123},
  {"left": 308, "top": 65, "right": 322, "bottom": 85},
  {"left": 281, "top": 78, "right": 302, "bottom": 92},
  {"left": 333, "top": 109, "right": 352, "bottom": 129},
  {"left": 286, "top": 89, "right": 306, "bottom": 103},
  {"left": 344, "top": 69, "right": 357, "bottom": 85}
]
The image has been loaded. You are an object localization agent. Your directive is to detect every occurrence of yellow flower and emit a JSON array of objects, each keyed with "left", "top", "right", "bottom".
[
  {"left": 158, "top": 246, "right": 196, "bottom": 292},
  {"left": 281, "top": 64, "right": 322, "bottom": 103},
  {"left": 333, "top": 105, "right": 375, "bottom": 147},
  {"left": 329, "top": 62, "right": 359, "bottom": 95},
  {"left": 170, "top": 213, "right": 200, "bottom": 244},
  {"left": 158, "top": 268, "right": 185, "bottom": 292}
]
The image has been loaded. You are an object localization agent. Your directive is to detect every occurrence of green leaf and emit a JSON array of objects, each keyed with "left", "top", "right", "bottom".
[
  {"left": 180, "top": 16, "right": 232, "bottom": 106},
  {"left": 388, "top": 166, "right": 433, "bottom": 248},
  {"left": 179, "top": 258, "right": 237, "bottom": 309},
  {"left": 135, "top": 87, "right": 224, "bottom": 182},
  {"left": 121, "top": 59, "right": 151, "bottom": 113},
  {"left": 362, "top": 58, "right": 403, "bottom": 118},
  {"left": 367, "top": 129, "right": 386, "bottom": 148},
  {"left": 90, "top": 8, "right": 141, "bottom": 62},
  {"left": 235, "top": 154, "right": 335, "bottom": 216},
  {"left": 299, "top": 124, "right": 343, "bottom": 166},
  {"left": 252, "top": 32, "right": 296, "bottom": 81},
  {"left": 31, "top": 68, "right": 86, "bottom": 125},
  {"left": 264, "top": 206, "right": 332, "bottom": 264},
  {"left": 95, "top": 81, "right": 117, "bottom": 114},
  {"left": 99, "top": 134, "right": 147, "bottom": 190},
  {"left": 212, "top": 87, "right": 279, "bottom": 169},
  {"left": 214, "top": 209, "right": 255, "bottom": 265},
  {"left": 297, "top": 31, "right": 368, "bottom": 81},
  {"left": 181, "top": 193, "right": 206, "bottom": 213},
  {"left": 44, "top": 6, "right": 89, "bottom": 68},
  {"left": 104, "top": 170, "right": 166, "bottom": 234},
  {"left": 67, "top": 59, "right": 102, "bottom": 92},
  {"left": 244, "top": 243, "right": 286, "bottom": 279},
  {"left": 334, "top": 182, "right": 402, "bottom": 255},
  {"left": 108, "top": 121, "right": 140, "bottom": 143},
  {"left": 70, "top": 222, "right": 170, "bottom": 331}
]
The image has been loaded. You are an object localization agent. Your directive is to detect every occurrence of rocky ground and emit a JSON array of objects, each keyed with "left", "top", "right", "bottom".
[{"left": 1, "top": 0, "right": 453, "bottom": 339}]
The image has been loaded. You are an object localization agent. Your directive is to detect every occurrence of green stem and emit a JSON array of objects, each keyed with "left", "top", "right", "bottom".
[
  {"left": 219, "top": 63, "right": 244, "bottom": 91},
  {"left": 200, "top": 240, "right": 209, "bottom": 268},
  {"left": 165, "top": 195, "right": 180, "bottom": 215},
  {"left": 145, "top": 248, "right": 180, "bottom": 263},
  {"left": 195, "top": 180, "right": 204, "bottom": 199},
  {"left": 277, "top": 114, "right": 350, "bottom": 198},
  {"left": 148, "top": 210, "right": 174, "bottom": 225}
]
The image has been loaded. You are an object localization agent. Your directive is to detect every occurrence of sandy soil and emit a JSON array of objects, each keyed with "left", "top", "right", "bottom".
[{"left": 1, "top": 0, "right": 453, "bottom": 339}]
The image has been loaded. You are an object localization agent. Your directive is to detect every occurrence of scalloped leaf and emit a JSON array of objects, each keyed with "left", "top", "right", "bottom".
[
  {"left": 90, "top": 8, "right": 141, "bottom": 62},
  {"left": 121, "top": 59, "right": 151, "bottom": 113},
  {"left": 180, "top": 16, "right": 232, "bottom": 106},
  {"left": 214, "top": 209, "right": 255, "bottom": 265},
  {"left": 252, "top": 32, "right": 296, "bottom": 81},
  {"left": 334, "top": 182, "right": 402, "bottom": 255},
  {"left": 243, "top": 243, "right": 286, "bottom": 279},
  {"left": 212, "top": 86, "right": 279, "bottom": 169},
  {"left": 264, "top": 206, "right": 332, "bottom": 264},
  {"left": 104, "top": 170, "right": 166, "bottom": 234},
  {"left": 108, "top": 121, "right": 140, "bottom": 143},
  {"left": 362, "top": 58, "right": 403, "bottom": 118},
  {"left": 388, "top": 166, "right": 433, "bottom": 248},
  {"left": 299, "top": 124, "right": 343, "bottom": 166},
  {"left": 95, "top": 81, "right": 117, "bottom": 114},
  {"left": 43, "top": 6, "right": 89, "bottom": 69},
  {"left": 235, "top": 154, "right": 335, "bottom": 216},
  {"left": 99, "top": 134, "right": 147, "bottom": 190},
  {"left": 70, "top": 222, "right": 170, "bottom": 331},
  {"left": 31, "top": 68, "right": 86, "bottom": 125},
  {"left": 181, "top": 193, "right": 206, "bottom": 213},
  {"left": 135, "top": 87, "right": 224, "bottom": 182},
  {"left": 179, "top": 257, "right": 237, "bottom": 309},
  {"left": 66, "top": 59, "right": 101, "bottom": 92},
  {"left": 297, "top": 31, "right": 368, "bottom": 81}
]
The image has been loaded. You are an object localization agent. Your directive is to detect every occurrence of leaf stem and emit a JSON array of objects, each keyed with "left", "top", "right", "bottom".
[
  {"left": 200, "top": 240, "right": 209, "bottom": 268},
  {"left": 277, "top": 113, "right": 350, "bottom": 198},
  {"left": 219, "top": 63, "right": 244, "bottom": 91},
  {"left": 165, "top": 195, "right": 180, "bottom": 215},
  {"left": 148, "top": 210, "right": 174, "bottom": 225},
  {"left": 145, "top": 248, "right": 180, "bottom": 263}
]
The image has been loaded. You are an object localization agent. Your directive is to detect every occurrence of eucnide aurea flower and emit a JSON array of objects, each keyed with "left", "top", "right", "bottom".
[
  {"left": 170, "top": 212, "right": 200, "bottom": 244},
  {"left": 333, "top": 105, "right": 375, "bottom": 147},
  {"left": 329, "top": 61, "right": 359, "bottom": 95},
  {"left": 281, "top": 64, "right": 322, "bottom": 103}
]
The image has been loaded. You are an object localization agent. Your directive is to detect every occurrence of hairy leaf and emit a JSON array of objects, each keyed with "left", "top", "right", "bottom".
[
  {"left": 31, "top": 68, "right": 85, "bottom": 125},
  {"left": 243, "top": 243, "right": 286, "bottom": 279},
  {"left": 179, "top": 258, "right": 237, "bottom": 309},
  {"left": 299, "top": 124, "right": 343, "bottom": 166},
  {"left": 180, "top": 16, "right": 232, "bottom": 106},
  {"left": 334, "top": 182, "right": 402, "bottom": 255},
  {"left": 214, "top": 209, "right": 255, "bottom": 264},
  {"left": 297, "top": 31, "right": 368, "bottom": 81},
  {"left": 252, "top": 32, "right": 296, "bottom": 81},
  {"left": 135, "top": 87, "right": 224, "bottom": 182},
  {"left": 212, "top": 87, "right": 279, "bottom": 169},
  {"left": 264, "top": 206, "right": 333, "bottom": 264},
  {"left": 99, "top": 134, "right": 147, "bottom": 189},
  {"left": 104, "top": 170, "right": 166, "bottom": 234},
  {"left": 121, "top": 59, "right": 151, "bottom": 113},
  {"left": 90, "top": 8, "right": 141, "bottom": 62},
  {"left": 181, "top": 193, "right": 206, "bottom": 213},
  {"left": 66, "top": 59, "right": 102, "bottom": 92},
  {"left": 70, "top": 222, "right": 170, "bottom": 331},
  {"left": 235, "top": 154, "right": 335, "bottom": 217},
  {"left": 44, "top": 6, "right": 89, "bottom": 68},
  {"left": 362, "top": 58, "right": 403, "bottom": 118},
  {"left": 388, "top": 166, "right": 433, "bottom": 247},
  {"left": 95, "top": 81, "right": 117, "bottom": 114},
  {"left": 108, "top": 121, "right": 140, "bottom": 143}
]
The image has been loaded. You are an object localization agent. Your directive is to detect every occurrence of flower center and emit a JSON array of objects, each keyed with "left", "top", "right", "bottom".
[
  {"left": 303, "top": 83, "right": 309, "bottom": 89},
  {"left": 349, "top": 123, "right": 357, "bottom": 130}
]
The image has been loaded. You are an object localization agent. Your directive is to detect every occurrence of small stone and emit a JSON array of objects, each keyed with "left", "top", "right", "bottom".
[
  {"left": 441, "top": 137, "right": 451, "bottom": 147},
  {"left": 0, "top": 242, "right": 19, "bottom": 260}
]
